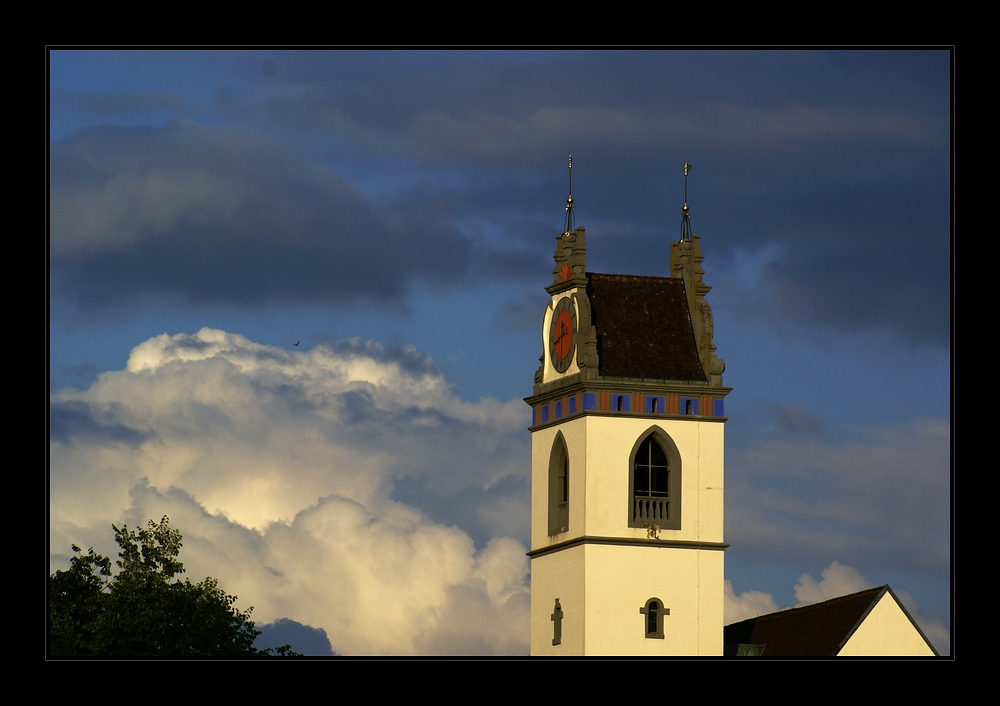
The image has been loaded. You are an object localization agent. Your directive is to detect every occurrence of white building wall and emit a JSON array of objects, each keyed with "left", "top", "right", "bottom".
[
  {"left": 530, "top": 547, "right": 585, "bottom": 655},
  {"left": 582, "top": 416, "right": 724, "bottom": 543},
  {"left": 530, "top": 414, "right": 725, "bottom": 655},
  {"left": 583, "top": 544, "right": 723, "bottom": 655},
  {"left": 838, "top": 593, "right": 936, "bottom": 656}
]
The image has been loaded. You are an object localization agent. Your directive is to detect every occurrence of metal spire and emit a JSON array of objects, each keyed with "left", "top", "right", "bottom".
[
  {"left": 681, "top": 162, "right": 692, "bottom": 241},
  {"left": 563, "top": 154, "right": 575, "bottom": 235}
]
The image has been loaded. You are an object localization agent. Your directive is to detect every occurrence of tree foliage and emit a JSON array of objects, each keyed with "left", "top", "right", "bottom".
[{"left": 49, "top": 516, "right": 297, "bottom": 657}]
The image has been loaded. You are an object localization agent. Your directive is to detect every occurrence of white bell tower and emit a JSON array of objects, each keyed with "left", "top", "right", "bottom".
[{"left": 527, "top": 162, "right": 730, "bottom": 656}]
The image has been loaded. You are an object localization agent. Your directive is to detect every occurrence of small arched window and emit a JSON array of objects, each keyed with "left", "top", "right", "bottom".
[
  {"left": 548, "top": 434, "right": 569, "bottom": 535},
  {"left": 629, "top": 429, "right": 681, "bottom": 530},
  {"left": 640, "top": 597, "right": 667, "bottom": 639}
]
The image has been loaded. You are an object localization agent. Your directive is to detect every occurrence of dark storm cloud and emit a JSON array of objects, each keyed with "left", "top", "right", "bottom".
[
  {"left": 727, "top": 418, "right": 948, "bottom": 576},
  {"left": 51, "top": 51, "right": 949, "bottom": 343},
  {"left": 53, "top": 90, "right": 186, "bottom": 114},
  {"left": 50, "top": 120, "right": 533, "bottom": 311},
  {"left": 254, "top": 50, "right": 944, "bottom": 165},
  {"left": 246, "top": 50, "right": 950, "bottom": 343},
  {"left": 496, "top": 290, "right": 550, "bottom": 331},
  {"left": 769, "top": 404, "right": 826, "bottom": 438},
  {"left": 706, "top": 143, "right": 949, "bottom": 343}
]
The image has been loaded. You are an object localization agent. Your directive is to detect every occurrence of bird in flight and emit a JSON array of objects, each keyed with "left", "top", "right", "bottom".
[{"left": 293, "top": 341, "right": 300, "bottom": 347}]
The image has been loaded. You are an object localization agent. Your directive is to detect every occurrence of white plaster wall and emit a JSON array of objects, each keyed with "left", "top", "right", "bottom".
[
  {"left": 583, "top": 544, "right": 724, "bottom": 656},
  {"left": 541, "top": 291, "right": 581, "bottom": 383},
  {"left": 838, "top": 593, "right": 936, "bottom": 656},
  {"left": 530, "top": 547, "right": 585, "bottom": 655},
  {"left": 529, "top": 414, "right": 726, "bottom": 655},
  {"left": 583, "top": 416, "right": 724, "bottom": 543},
  {"left": 530, "top": 544, "right": 724, "bottom": 656}
]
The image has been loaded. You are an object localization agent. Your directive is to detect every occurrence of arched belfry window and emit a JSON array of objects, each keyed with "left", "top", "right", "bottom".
[
  {"left": 549, "top": 433, "right": 569, "bottom": 535},
  {"left": 629, "top": 428, "right": 681, "bottom": 530}
]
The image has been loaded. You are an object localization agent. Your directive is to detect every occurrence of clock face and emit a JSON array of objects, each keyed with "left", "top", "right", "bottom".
[{"left": 549, "top": 298, "right": 577, "bottom": 373}]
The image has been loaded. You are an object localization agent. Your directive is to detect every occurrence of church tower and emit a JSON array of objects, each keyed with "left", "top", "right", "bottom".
[{"left": 527, "top": 161, "right": 730, "bottom": 655}]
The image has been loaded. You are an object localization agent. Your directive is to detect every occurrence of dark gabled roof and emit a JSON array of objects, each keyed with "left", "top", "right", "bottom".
[
  {"left": 724, "top": 586, "right": 887, "bottom": 656},
  {"left": 586, "top": 273, "right": 706, "bottom": 382}
]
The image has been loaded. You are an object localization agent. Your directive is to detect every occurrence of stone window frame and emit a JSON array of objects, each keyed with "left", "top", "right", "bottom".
[
  {"left": 639, "top": 597, "right": 668, "bottom": 639},
  {"left": 627, "top": 426, "right": 681, "bottom": 530},
  {"left": 548, "top": 432, "right": 570, "bottom": 535},
  {"left": 679, "top": 397, "right": 699, "bottom": 415}
]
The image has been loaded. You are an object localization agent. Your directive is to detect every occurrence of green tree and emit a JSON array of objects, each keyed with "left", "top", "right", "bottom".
[
  {"left": 49, "top": 516, "right": 297, "bottom": 656},
  {"left": 49, "top": 545, "right": 111, "bottom": 655}
]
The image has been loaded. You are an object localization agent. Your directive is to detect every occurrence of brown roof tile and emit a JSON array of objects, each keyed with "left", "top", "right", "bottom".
[{"left": 586, "top": 273, "right": 706, "bottom": 382}]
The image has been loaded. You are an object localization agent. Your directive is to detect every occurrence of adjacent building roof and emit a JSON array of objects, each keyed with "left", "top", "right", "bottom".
[
  {"left": 586, "top": 273, "right": 706, "bottom": 383},
  {"left": 724, "top": 586, "right": 938, "bottom": 656}
]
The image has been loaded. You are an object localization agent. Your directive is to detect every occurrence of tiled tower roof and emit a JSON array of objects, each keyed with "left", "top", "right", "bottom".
[{"left": 586, "top": 273, "right": 706, "bottom": 382}]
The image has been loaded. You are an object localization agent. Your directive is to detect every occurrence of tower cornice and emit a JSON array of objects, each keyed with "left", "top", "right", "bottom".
[
  {"left": 527, "top": 535, "right": 730, "bottom": 559},
  {"left": 527, "top": 375, "right": 732, "bottom": 406},
  {"left": 525, "top": 377, "right": 732, "bottom": 431}
]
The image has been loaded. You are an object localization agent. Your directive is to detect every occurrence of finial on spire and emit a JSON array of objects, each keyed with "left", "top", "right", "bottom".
[
  {"left": 681, "top": 162, "right": 692, "bottom": 241},
  {"left": 563, "top": 154, "right": 575, "bottom": 235}
]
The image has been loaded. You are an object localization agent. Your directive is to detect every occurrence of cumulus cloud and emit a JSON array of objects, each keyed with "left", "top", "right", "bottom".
[
  {"left": 793, "top": 561, "right": 873, "bottom": 604},
  {"left": 725, "top": 580, "right": 779, "bottom": 624},
  {"left": 725, "top": 562, "right": 874, "bottom": 625},
  {"left": 50, "top": 329, "right": 531, "bottom": 655},
  {"left": 727, "top": 417, "right": 949, "bottom": 575}
]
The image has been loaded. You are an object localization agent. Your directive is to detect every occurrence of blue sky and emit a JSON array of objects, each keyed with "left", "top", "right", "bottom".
[{"left": 49, "top": 50, "right": 951, "bottom": 655}]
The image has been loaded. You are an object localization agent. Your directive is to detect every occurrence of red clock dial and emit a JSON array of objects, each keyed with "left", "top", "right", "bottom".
[
  {"left": 548, "top": 297, "right": 577, "bottom": 374},
  {"left": 552, "top": 309, "right": 573, "bottom": 360}
]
